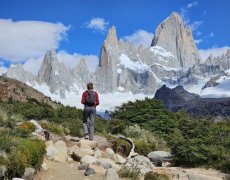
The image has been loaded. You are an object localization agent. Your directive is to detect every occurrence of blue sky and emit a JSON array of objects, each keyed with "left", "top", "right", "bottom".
[{"left": 0, "top": 0, "right": 230, "bottom": 73}]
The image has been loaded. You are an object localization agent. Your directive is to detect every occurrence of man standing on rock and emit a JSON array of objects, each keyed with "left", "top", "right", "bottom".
[{"left": 81, "top": 82, "right": 99, "bottom": 141}]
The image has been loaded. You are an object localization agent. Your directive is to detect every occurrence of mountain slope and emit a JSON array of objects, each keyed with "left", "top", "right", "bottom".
[
  {"left": 0, "top": 76, "right": 59, "bottom": 108},
  {"left": 154, "top": 85, "right": 230, "bottom": 117}
]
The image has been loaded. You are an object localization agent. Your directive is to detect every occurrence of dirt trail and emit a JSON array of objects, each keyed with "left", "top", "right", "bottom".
[{"left": 34, "top": 160, "right": 104, "bottom": 180}]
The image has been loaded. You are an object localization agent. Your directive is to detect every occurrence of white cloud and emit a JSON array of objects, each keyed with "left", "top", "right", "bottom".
[
  {"left": 0, "top": 19, "right": 69, "bottom": 62},
  {"left": 86, "top": 17, "right": 109, "bottom": 32},
  {"left": 124, "top": 30, "right": 153, "bottom": 48},
  {"left": 195, "top": 39, "right": 203, "bottom": 44},
  {"left": 196, "top": 31, "right": 202, "bottom": 36},
  {"left": 0, "top": 66, "right": 7, "bottom": 75},
  {"left": 199, "top": 46, "right": 230, "bottom": 61},
  {"left": 190, "top": 21, "right": 203, "bottom": 31},
  {"left": 209, "top": 32, "right": 214, "bottom": 37},
  {"left": 23, "top": 51, "right": 99, "bottom": 75},
  {"left": 187, "top": 1, "right": 198, "bottom": 8},
  {"left": 57, "top": 51, "right": 99, "bottom": 72},
  {"left": 23, "top": 56, "right": 44, "bottom": 75}
]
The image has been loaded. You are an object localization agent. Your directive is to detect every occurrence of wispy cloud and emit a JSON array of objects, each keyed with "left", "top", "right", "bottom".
[
  {"left": 180, "top": 1, "right": 206, "bottom": 45},
  {"left": 195, "top": 39, "right": 203, "bottom": 44},
  {"left": 124, "top": 30, "right": 153, "bottom": 48},
  {"left": 199, "top": 46, "right": 230, "bottom": 61},
  {"left": 187, "top": 1, "right": 198, "bottom": 8},
  {"left": 86, "top": 17, "right": 109, "bottom": 32},
  {"left": 209, "top": 32, "right": 214, "bottom": 37},
  {"left": 196, "top": 31, "right": 202, "bottom": 36},
  {"left": 190, "top": 21, "right": 203, "bottom": 31},
  {"left": 0, "top": 19, "right": 69, "bottom": 62}
]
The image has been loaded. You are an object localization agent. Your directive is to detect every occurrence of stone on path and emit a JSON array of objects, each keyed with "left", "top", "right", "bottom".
[
  {"left": 103, "top": 168, "right": 119, "bottom": 180},
  {"left": 80, "top": 155, "right": 97, "bottom": 164}
]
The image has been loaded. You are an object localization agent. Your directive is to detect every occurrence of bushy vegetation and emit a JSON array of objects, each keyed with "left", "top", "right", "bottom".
[
  {"left": 112, "top": 98, "right": 230, "bottom": 173},
  {"left": 18, "top": 121, "right": 36, "bottom": 133},
  {"left": 118, "top": 167, "right": 140, "bottom": 180},
  {"left": 144, "top": 172, "right": 169, "bottom": 180}
]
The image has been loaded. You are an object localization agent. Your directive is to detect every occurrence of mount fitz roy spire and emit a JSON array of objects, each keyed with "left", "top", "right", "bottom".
[{"left": 151, "top": 12, "right": 201, "bottom": 67}]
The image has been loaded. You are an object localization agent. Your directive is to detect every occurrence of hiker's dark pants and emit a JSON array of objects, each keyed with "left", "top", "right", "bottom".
[{"left": 83, "top": 106, "right": 96, "bottom": 140}]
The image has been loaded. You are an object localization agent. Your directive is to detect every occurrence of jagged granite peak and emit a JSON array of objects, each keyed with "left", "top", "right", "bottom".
[
  {"left": 205, "top": 49, "right": 230, "bottom": 70},
  {"left": 104, "top": 26, "right": 118, "bottom": 46},
  {"left": 73, "top": 58, "right": 92, "bottom": 89},
  {"left": 151, "top": 12, "right": 201, "bottom": 67},
  {"left": 37, "top": 49, "right": 77, "bottom": 98},
  {"left": 4, "top": 64, "right": 36, "bottom": 85}
]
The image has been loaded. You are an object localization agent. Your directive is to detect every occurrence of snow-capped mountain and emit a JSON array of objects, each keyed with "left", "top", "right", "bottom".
[{"left": 3, "top": 12, "right": 230, "bottom": 110}]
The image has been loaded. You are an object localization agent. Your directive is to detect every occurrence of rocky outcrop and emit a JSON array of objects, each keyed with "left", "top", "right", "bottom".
[
  {"left": 0, "top": 76, "right": 58, "bottom": 108},
  {"left": 152, "top": 12, "right": 201, "bottom": 67}
]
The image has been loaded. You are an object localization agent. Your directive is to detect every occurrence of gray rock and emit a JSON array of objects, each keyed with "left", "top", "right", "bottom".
[
  {"left": 125, "top": 155, "right": 154, "bottom": 175},
  {"left": 106, "top": 148, "right": 115, "bottom": 156},
  {"left": 78, "top": 163, "right": 88, "bottom": 170},
  {"left": 80, "top": 155, "right": 97, "bottom": 164},
  {"left": 103, "top": 168, "right": 119, "bottom": 180},
  {"left": 147, "top": 151, "right": 172, "bottom": 160},
  {"left": 22, "top": 167, "right": 35, "bottom": 180},
  {"left": 94, "top": 149, "right": 102, "bottom": 158},
  {"left": 84, "top": 167, "right": 96, "bottom": 176}
]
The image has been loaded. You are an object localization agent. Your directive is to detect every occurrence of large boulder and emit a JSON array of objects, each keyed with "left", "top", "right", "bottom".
[
  {"left": 53, "top": 140, "right": 68, "bottom": 163},
  {"left": 147, "top": 151, "right": 171, "bottom": 160},
  {"left": 79, "top": 139, "right": 98, "bottom": 149},
  {"left": 125, "top": 155, "right": 154, "bottom": 175},
  {"left": 113, "top": 154, "right": 126, "bottom": 164},
  {"left": 46, "top": 142, "right": 56, "bottom": 160},
  {"left": 103, "top": 168, "right": 119, "bottom": 180},
  {"left": 72, "top": 148, "right": 94, "bottom": 161},
  {"left": 80, "top": 155, "right": 97, "bottom": 164},
  {"left": 94, "top": 149, "right": 102, "bottom": 158},
  {"left": 106, "top": 148, "right": 115, "bottom": 156}
]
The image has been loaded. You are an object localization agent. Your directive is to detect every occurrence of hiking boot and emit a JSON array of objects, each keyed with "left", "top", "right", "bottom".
[{"left": 84, "top": 134, "right": 89, "bottom": 140}]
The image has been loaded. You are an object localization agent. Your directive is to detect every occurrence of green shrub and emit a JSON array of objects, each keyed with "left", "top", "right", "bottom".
[
  {"left": 10, "top": 114, "right": 26, "bottom": 123},
  {"left": 144, "top": 172, "right": 170, "bottom": 180},
  {"left": 105, "top": 134, "right": 132, "bottom": 156},
  {"left": 41, "top": 120, "right": 64, "bottom": 136},
  {"left": 6, "top": 138, "right": 45, "bottom": 179},
  {"left": 134, "top": 139, "right": 155, "bottom": 156},
  {"left": 0, "top": 130, "right": 18, "bottom": 153},
  {"left": 118, "top": 167, "right": 140, "bottom": 180},
  {"left": 18, "top": 121, "right": 36, "bottom": 133}
]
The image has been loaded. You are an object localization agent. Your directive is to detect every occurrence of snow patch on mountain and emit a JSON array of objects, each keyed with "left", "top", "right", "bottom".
[
  {"left": 150, "top": 46, "right": 175, "bottom": 58},
  {"left": 119, "top": 54, "right": 149, "bottom": 72}
]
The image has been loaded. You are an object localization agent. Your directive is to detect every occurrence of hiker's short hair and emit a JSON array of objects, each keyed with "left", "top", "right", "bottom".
[{"left": 87, "top": 83, "right": 93, "bottom": 90}]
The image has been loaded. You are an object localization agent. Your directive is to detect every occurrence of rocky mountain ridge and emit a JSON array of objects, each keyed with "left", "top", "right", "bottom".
[
  {"left": 3, "top": 12, "right": 230, "bottom": 104},
  {"left": 154, "top": 85, "right": 230, "bottom": 118},
  {"left": 0, "top": 76, "right": 59, "bottom": 108}
]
